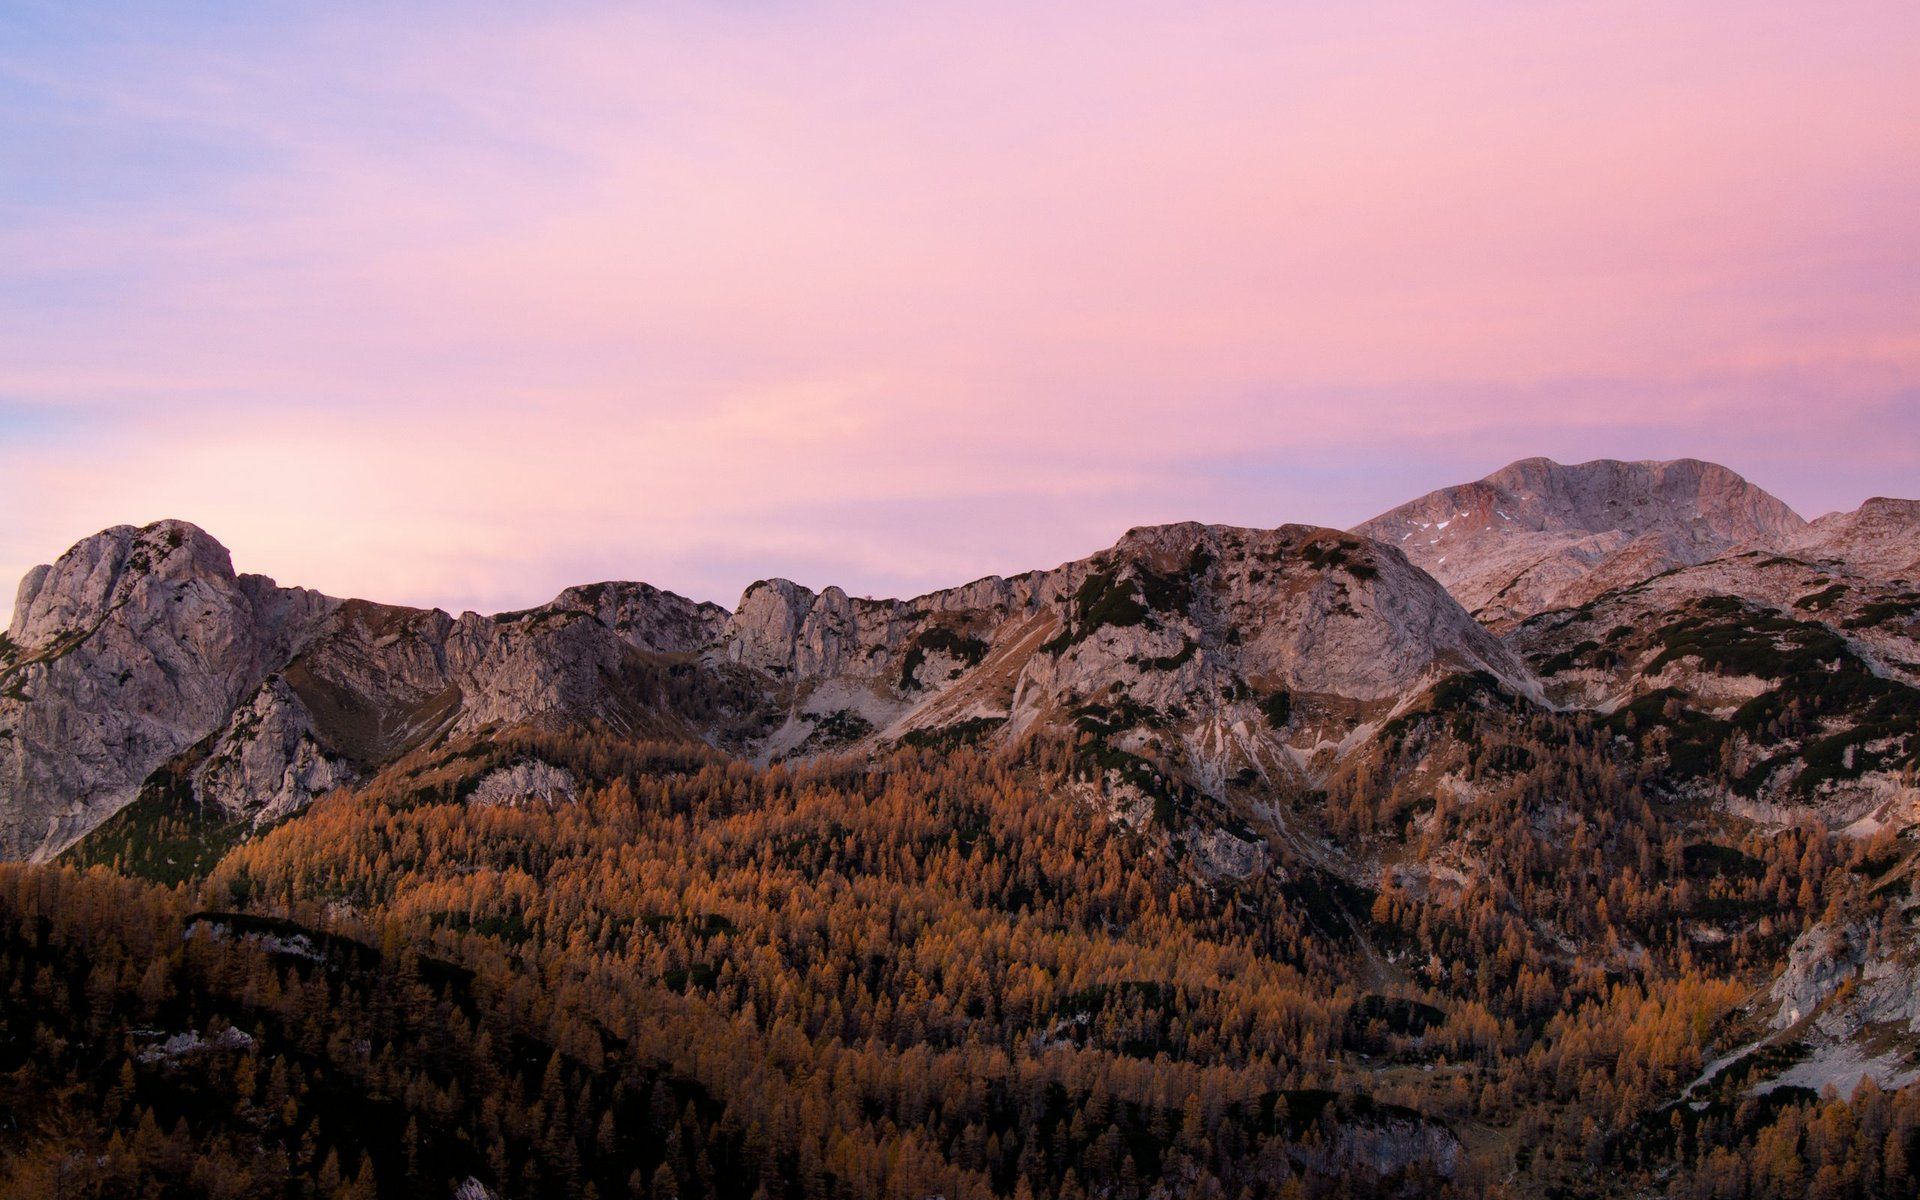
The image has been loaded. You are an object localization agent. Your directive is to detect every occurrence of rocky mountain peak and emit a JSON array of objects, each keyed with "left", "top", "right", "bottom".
[
  {"left": 724, "top": 578, "right": 823, "bottom": 674},
  {"left": 1483, "top": 456, "right": 1804, "bottom": 541},
  {"left": 1, "top": 520, "right": 338, "bottom": 860},
  {"left": 1354, "top": 457, "right": 1809, "bottom": 627},
  {"left": 536, "top": 580, "right": 728, "bottom": 655},
  {"left": 10, "top": 520, "right": 236, "bottom": 649}
]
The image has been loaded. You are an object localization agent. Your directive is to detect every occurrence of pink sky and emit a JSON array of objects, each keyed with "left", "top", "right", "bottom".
[{"left": 3, "top": 2, "right": 1916, "bottom": 613}]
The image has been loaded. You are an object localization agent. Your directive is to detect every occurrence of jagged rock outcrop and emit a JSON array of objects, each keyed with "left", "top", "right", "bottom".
[
  {"left": 0, "top": 527, "right": 739, "bottom": 860},
  {"left": 1722, "top": 842, "right": 1920, "bottom": 1097},
  {"left": 193, "top": 676, "right": 356, "bottom": 823},
  {"left": 1771, "top": 921, "right": 1869, "bottom": 1030},
  {"left": 513, "top": 581, "right": 729, "bottom": 655},
  {"left": 728, "top": 523, "right": 1532, "bottom": 712},
  {"left": 1288, "top": 1111, "right": 1462, "bottom": 1183},
  {"left": 467, "top": 760, "right": 579, "bottom": 808},
  {"left": 715, "top": 522, "right": 1537, "bottom": 831},
  {"left": 1355, "top": 457, "right": 1809, "bottom": 628},
  {"left": 0, "top": 521, "right": 336, "bottom": 860}
]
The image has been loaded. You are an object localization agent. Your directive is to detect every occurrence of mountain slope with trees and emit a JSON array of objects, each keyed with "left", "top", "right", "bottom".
[{"left": 0, "top": 457, "right": 1916, "bottom": 1198}]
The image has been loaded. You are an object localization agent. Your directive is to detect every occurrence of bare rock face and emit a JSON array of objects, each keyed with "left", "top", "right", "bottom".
[
  {"left": 209, "top": 590, "right": 745, "bottom": 815},
  {"left": 715, "top": 522, "right": 1537, "bottom": 826},
  {"left": 467, "top": 760, "right": 578, "bottom": 808},
  {"left": 1355, "top": 457, "right": 1808, "bottom": 628},
  {"left": 278, "top": 601, "right": 463, "bottom": 764},
  {"left": 724, "top": 579, "right": 869, "bottom": 678},
  {"left": 0, "top": 521, "right": 337, "bottom": 859},
  {"left": 512, "top": 582, "right": 728, "bottom": 656},
  {"left": 1008, "top": 522, "right": 1533, "bottom": 719},
  {"left": 1795, "top": 497, "right": 1920, "bottom": 581},
  {"left": 444, "top": 608, "right": 655, "bottom": 734},
  {"left": 193, "top": 676, "right": 355, "bottom": 824},
  {"left": 0, "top": 526, "right": 745, "bottom": 859},
  {"left": 1289, "top": 1113, "right": 1461, "bottom": 1183},
  {"left": 728, "top": 522, "right": 1531, "bottom": 714},
  {"left": 1771, "top": 922, "right": 1868, "bottom": 1030}
]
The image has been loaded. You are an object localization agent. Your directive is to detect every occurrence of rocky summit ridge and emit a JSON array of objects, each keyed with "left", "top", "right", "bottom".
[
  {"left": 1, "top": 456, "right": 1913, "bottom": 865},
  {"left": 0, "top": 516, "right": 1522, "bottom": 862}
]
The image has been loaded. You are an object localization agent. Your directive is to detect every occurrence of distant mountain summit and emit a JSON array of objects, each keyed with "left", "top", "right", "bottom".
[{"left": 1353, "top": 457, "right": 1809, "bottom": 627}]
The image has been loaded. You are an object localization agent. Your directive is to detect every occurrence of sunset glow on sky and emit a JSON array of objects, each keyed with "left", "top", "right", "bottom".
[{"left": 3, "top": 2, "right": 1916, "bottom": 613}]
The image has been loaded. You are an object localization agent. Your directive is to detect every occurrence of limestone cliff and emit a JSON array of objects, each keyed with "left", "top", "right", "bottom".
[{"left": 0, "top": 522, "right": 335, "bottom": 859}]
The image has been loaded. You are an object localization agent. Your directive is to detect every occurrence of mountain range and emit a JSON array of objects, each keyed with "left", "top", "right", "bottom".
[
  {"left": 5, "top": 454, "right": 1920, "bottom": 1183},
  {"left": 6, "top": 455, "right": 1913, "bottom": 864}
]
